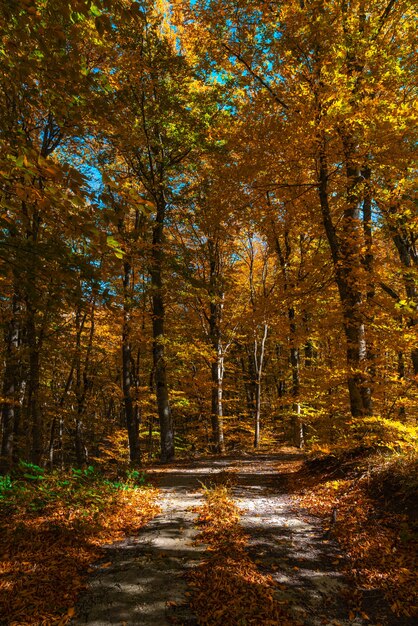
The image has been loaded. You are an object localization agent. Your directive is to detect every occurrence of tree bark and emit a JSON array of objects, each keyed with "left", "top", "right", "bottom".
[
  {"left": 208, "top": 237, "right": 225, "bottom": 454},
  {"left": 74, "top": 302, "right": 95, "bottom": 467},
  {"left": 253, "top": 323, "right": 268, "bottom": 449},
  {"left": 241, "top": 355, "right": 256, "bottom": 420},
  {"left": 289, "top": 307, "right": 304, "bottom": 448},
  {"left": 275, "top": 344, "right": 286, "bottom": 400},
  {"left": 0, "top": 296, "right": 21, "bottom": 472},
  {"left": 273, "top": 223, "right": 304, "bottom": 446},
  {"left": 27, "top": 307, "right": 42, "bottom": 465},
  {"left": 397, "top": 351, "right": 406, "bottom": 419},
  {"left": 388, "top": 213, "right": 418, "bottom": 375},
  {"left": 210, "top": 352, "right": 225, "bottom": 454},
  {"left": 317, "top": 137, "right": 372, "bottom": 417},
  {"left": 151, "top": 198, "right": 174, "bottom": 463},
  {"left": 122, "top": 260, "right": 141, "bottom": 465}
]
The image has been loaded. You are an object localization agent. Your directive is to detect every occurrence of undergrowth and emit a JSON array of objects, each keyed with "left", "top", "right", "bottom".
[{"left": 0, "top": 462, "right": 159, "bottom": 625}]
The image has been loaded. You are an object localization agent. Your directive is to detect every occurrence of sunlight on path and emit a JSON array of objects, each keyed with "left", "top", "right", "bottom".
[
  {"left": 72, "top": 468, "right": 214, "bottom": 625},
  {"left": 230, "top": 453, "right": 366, "bottom": 626},
  {"left": 233, "top": 460, "right": 354, "bottom": 626},
  {"left": 72, "top": 452, "right": 369, "bottom": 626}
]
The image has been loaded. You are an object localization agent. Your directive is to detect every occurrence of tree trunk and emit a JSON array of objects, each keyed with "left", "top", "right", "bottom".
[
  {"left": 48, "top": 357, "right": 76, "bottom": 468},
  {"left": 151, "top": 199, "right": 174, "bottom": 463},
  {"left": 397, "top": 351, "right": 406, "bottom": 419},
  {"left": 208, "top": 238, "right": 225, "bottom": 454},
  {"left": 253, "top": 377, "right": 261, "bottom": 449},
  {"left": 75, "top": 418, "right": 87, "bottom": 467},
  {"left": 317, "top": 137, "right": 372, "bottom": 417},
  {"left": 27, "top": 309, "right": 42, "bottom": 465},
  {"left": 303, "top": 313, "right": 317, "bottom": 368},
  {"left": 211, "top": 351, "right": 225, "bottom": 454},
  {"left": 241, "top": 355, "right": 256, "bottom": 421},
  {"left": 273, "top": 224, "right": 305, "bottom": 447},
  {"left": 275, "top": 344, "right": 286, "bottom": 400},
  {"left": 253, "top": 323, "right": 268, "bottom": 449},
  {"left": 74, "top": 302, "right": 95, "bottom": 467},
  {"left": 389, "top": 219, "right": 418, "bottom": 375},
  {"left": 122, "top": 260, "right": 141, "bottom": 465},
  {"left": 342, "top": 149, "right": 373, "bottom": 415},
  {"left": 0, "top": 296, "right": 21, "bottom": 472},
  {"left": 289, "top": 308, "right": 304, "bottom": 448}
]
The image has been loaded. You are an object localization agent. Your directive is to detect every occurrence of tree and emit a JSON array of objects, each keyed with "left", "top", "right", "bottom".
[{"left": 96, "top": 0, "right": 216, "bottom": 460}]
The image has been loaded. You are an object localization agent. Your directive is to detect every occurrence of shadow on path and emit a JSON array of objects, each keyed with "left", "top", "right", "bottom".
[
  {"left": 72, "top": 450, "right": 396, "bottom": 626},
  {"left": 72, "top": 467, "right": 216, "bottom": 626}
]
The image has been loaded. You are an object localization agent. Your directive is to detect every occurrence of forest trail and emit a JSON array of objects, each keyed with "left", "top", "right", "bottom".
[{"left": 72, "top": 450, "right": 371, "bottom": 626}]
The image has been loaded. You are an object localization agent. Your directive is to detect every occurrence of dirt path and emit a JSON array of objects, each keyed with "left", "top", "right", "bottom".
[
  {"left": 73, "top": 451, "right": 373, "bottom": 625},
  {"left": 72, "top": 465, "right": 213, "bottom": 625},
  {"left": 230, "top": 453, "right": 361, "bottom": 626}
]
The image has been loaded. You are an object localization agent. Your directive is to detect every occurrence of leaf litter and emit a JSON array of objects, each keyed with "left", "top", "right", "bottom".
[
  {"left": 0, "top": 470, "right": 159, "bottom": 625},
  {"left": 189, "top": 478, "right": 298, "bottom": 626}
]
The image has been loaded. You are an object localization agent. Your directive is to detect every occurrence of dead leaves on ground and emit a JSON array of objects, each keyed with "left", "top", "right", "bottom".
[
  {"left": 294, "top": 455, "right": 418, "bottom": 620},
  {"left": 188, "top": 483, "right": 297, "bottom": 626},
  {"left": 0, "top": 479, "right": 160, "bottom": 625}
]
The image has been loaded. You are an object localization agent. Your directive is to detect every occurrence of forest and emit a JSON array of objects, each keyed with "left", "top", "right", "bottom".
[{"left": 0, "top": 1, "right": 417, "bottom": 625}]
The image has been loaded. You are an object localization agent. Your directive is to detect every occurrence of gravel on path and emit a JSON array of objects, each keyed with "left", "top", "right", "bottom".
[
  {"left": 72, "top": 451, "right": 389, "bottom": 626},
  {"left": 72, "top": 466, "right": 214, "bottom": 626},
  {"left": 229, "top": 452, "right": 364, "bottom": 626}
]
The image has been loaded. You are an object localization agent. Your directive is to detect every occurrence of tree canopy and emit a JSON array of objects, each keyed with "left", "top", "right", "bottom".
[{"left": 0, "top": 0, "right": 417, "bottom": 469}]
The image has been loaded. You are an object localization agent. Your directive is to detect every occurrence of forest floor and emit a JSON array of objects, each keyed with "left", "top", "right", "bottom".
[{"left": 71, "top": 448, "right": 416, "bottom": 626}]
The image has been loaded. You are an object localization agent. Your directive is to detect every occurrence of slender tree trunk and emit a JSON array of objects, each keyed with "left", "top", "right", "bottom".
[
  {"left": 253, "top": 323, "right": 268, "bottom": 449},
  {"left": 74, "top": 418, "right": 87, "bottom": 467},
  {"left": 397, "top": 351, "right": 406, "bottom": 419},
  {"left": 303, "top": 313, "right": 317, "bottom": 368},
  {"left": 0, "top": 296, "right": 20, "bottom": 472},
  {"left": 208, "top": 238, "right": 225, "bottom": 454},
  {"left": 253, "top": 378, "right": 261, "bottom": 448},
  {"left": 122, "top": 260, "right": 141, "bottom": 465},
  {"left": 389, "top": 219, "right": 418, "bottom": 375},
  {"left": 48, "top": 350, "right": 77, "bottom": 468},
  {"left": 241, "top": 355, "right": 256, "bottom": 420},
  {"left": 245, "top": 235, "right": 269, "bottom": 448},
  {"left": 211, "top": 351, "right": 225, "bottom": 454},
  {"left": 342, "top": 148, "right": 373, "bottom": 415},
  {"left": 151, "top": 199, "right": 174, "bottom": 463},
  {"left": 47, "top": 418, "right": 56, "bottom": 469},
  {"left": 361, "top": 164, "right": 375, "bottom": 408},
  {"left": 273, "top": 222, "right": 304, "bottom": 446},
  {"left": 75, "top": 309, "right": 84, "bottom": 467},
  {"left": 57, "top": 414, "right": 64, "bottom": 469},
  {"left": 133, "top": 347, "right": 141, "bottom": 436},
  {"left": 74, "top": 302, "right": 95, "bottom": 467},
  {"left": 27, "top": 308, "right": 42, "bottom": 465},
  {"left": 304, "top": 339, "right": 315, "bottom": 367},
  {"left": 12, "top": 379, "right": 24, "bottom": 464},
  {"left": 275, "top": 344, "right": 286, "bottom": 400},
  {"left": 49, "top": 309, "right": 89, "bottom": 468},
  {"left": 289, "top": 308, "right": 304, "bottom": 448}
]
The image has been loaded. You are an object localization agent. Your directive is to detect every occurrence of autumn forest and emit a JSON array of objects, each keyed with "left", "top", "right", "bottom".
[{"left": 0, "top": 1, "right": 417, "bottom": 625}]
